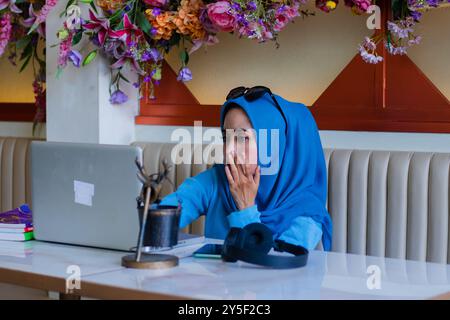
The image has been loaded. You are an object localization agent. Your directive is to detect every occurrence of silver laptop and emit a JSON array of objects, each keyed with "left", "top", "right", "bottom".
[{"left": 30, "top": 141, "right": 143, "bottom": 251}]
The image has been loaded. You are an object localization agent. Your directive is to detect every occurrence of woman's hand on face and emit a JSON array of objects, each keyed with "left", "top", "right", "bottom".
[{"left": 224, "top": 153, "right": 260, "bottom": 211}]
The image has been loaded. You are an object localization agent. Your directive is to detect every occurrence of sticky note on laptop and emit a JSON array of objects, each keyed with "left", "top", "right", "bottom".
[{"left": 74, "top": 180, "right": 95, "bottom": 207}]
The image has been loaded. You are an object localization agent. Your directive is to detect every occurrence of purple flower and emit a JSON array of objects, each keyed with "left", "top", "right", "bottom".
[
  {"left": 231, "top": 2, "right": 241, "bottom": 11},
  {"left": 408, "top": 35, "right": 422, "bottom": 46},
  {"left": 177, "top": 67, "right": 192, "bottom": 82},
  {"left": 0, "top": 0, "right": 22, "bottom": 13},
  {"left": 110, "top": 89, "right": 128, "bottom": 104},
  {"left": 358, "top": 45, "right": 383, "bottom": 64},
  {"left": 247, "top": 1, "right": 257, "bottom": 11},
  {"left": 387, "top": 21, "right": 413, "bottom": 39},
  {"left": 141, "top": 48, "right": 161, "bottom": 62},
  {"left": 409, "top": 10, "right": 423, "bottom": 21},
  {"left": 68, "top": 50, "right": 82, "bottom": 67},
  {"left": 277, "top": 4, "right": 287, "bottom": 14}
]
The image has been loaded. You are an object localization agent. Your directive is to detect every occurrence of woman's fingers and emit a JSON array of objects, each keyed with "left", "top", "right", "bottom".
[
  {"left": 245, "top": 164, "right": 253, "bottom": 180},
  {"left": 237, "top": 163, "right": 246, "bottom": 179},
  {"left": 254, "top": 166, "right": 261, "bottom": 186},
  {"left": 227, "top": 153, "right": 240, "bottom": 183},
  {"left": 225, "top": 165, "right": 234, "bottom": 185}
]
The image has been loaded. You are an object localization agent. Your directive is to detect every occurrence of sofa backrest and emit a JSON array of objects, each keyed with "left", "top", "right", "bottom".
[
  {"left": 323, "top": 149, "right": 450, "bottom": 264},
  {"left": 0, "top": 137, "right": 38, "bottom": 212},
  {"left": 133, "top": 141, "right": 450, "bottom": 264}
]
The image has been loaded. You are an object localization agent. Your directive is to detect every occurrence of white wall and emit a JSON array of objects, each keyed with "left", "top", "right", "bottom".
[{"left": 0, "top": 122, "right": 46, "bottom": 139}]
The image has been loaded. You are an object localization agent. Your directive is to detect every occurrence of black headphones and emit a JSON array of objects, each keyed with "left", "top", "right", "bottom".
[{"left": 221, "top": 223, "right": 309, "bottom": 269}]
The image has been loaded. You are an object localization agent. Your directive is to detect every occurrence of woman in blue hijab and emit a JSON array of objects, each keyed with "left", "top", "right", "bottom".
[{"left": 160, "top": 86, "right": 332, "bottom": 251}]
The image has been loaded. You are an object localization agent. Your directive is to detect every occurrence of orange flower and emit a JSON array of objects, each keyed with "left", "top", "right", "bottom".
[
  {"left": 174, "top": 0, "right": 207, "bottom": 40},
  {"left": 145, "top": 9, "right": 177, "bottom": 40},
  {"left": 145, "top": 0, "right": 207, "bottom": 41},
  {"left": 96, "top": 0, "right": 124, "bottom": 11}
]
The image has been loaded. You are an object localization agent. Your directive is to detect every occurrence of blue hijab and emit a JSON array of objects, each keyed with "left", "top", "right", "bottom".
[{"left": 213, "top": 92, "right": 332, "bottom": 251}]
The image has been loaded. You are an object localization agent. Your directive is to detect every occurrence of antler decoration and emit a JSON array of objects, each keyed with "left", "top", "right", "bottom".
[
  {"left": 135, "top": 158, "right": 173, "bottom": 205},
  {"left": 134, "top": 157, "right": 173, "bottom": 261}
]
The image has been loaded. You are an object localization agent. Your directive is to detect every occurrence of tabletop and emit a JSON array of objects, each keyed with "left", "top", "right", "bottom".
[{"left": 0, "top": 239, "right": 449, "bottom": 300}]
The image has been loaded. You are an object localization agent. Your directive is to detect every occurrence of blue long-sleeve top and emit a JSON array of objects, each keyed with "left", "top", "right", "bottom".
[{"left": 160, "top": 168, "right": 323, "bottom": 251}]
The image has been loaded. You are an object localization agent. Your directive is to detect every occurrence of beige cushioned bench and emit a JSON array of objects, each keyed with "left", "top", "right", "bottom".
[
  {"left": 1, "top": 137, "right": 449, "bottom": 264},
  {"left": 133, "top": 141, "right": 450, "bottom": 264}
]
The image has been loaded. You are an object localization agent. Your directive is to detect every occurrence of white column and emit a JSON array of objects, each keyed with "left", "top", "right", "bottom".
[{"left": 45, "top": 2, "right": 137, "bottom": 145}]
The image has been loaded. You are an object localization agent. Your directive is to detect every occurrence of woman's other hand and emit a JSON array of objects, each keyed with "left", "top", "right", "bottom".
[{"left": 224, "top": 152, "right": 260, "bottom": 211}]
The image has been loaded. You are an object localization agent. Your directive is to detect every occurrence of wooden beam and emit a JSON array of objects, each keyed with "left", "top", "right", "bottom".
[{"left": 0, "top": 103, "right": 37, "bottom": 122}]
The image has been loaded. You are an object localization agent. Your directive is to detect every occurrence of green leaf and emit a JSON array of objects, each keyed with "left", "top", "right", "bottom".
[
  {"left": 80, "top": 0, "right": 93, "bottom": 3},
  {"left": 119, "top": 73, "right": 130, "bottom": 83},
  {"left": 180, "top": 50, "right": 189, "bottom": 66},
  {"left": 20, "top": 43, "right": 32, "bottom": 61},
  {"left": 56, "top": 67, "right": 63, "bottom": 79},
  {"left": 168, "top": 33, "right": 181, "bottom": 49},
  {"left": 109, "top": 9, "right": 125, "bottom": 24},
  {"left": 16, "top": 36, "right": 31, "bottom": 50},
  {"left": 19, "top": 55, "right": 32, "bottom": 73},
  {"left": 89, "top": 2, "right": 98, "bottom": 14},
  {"left": 72, "top": 32, "right": 83, "bottom": 46},
  {"left": 27, "top": 23, "right": 39, "bottom": 35},
  {"left": 152, "top": 68, "right": 161, "bottom": 81},
  {"left": 136, "top": 11, "right": 152, "bottom": 36},
  {"left": 391, "top": 0, "right": 403, "bottom": 20},
  {"left": 82, "top": 50, "right": 97, "bottom": 66},
  {"left": 59, "top": 0, "right": 75, "bottom": 18},
  {"left": 57, "top": 29, "right": 70, "bottom": 41},
  {"left": 65, "top": 0, "right": 75, "bottom": 11}
]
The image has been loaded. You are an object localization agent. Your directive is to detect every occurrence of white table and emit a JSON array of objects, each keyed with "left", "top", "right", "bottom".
[{"left": 0, "top": 240, "right": 449, "bottom": 300}]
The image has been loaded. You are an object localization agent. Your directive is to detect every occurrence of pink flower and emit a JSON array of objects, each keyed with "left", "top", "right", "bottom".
[
  {"left": 261, "top": 28, "right": 273, "bottom": 41},
  {"left": 28, "top": 0, "right": 58, "bottom": 35},
  {"left": 273, "top": 3, "right": 299, "bottom": 32},
  {"left": 274, "top": 13, "right": 289, "bottom": 32},
  {"left": 108, "top": 13, "right": 143, "bottom": 46},
  {"left": 83, "top": 10, "right": 110, "bottom": 46},
  {"left": 143, "top": 0, "right": 167, "bottom": 7},
  {"left": 0, "top": 13, "right": 12, "bottom": 57},
  {"left": 58, "top": 25, "right": 73, "bottom": 68},
  {"left": 21, "top": 5, "right": 45, "bottom": 38},
  {"left": 284, "top": 3, "right": 300, "bottom": 19},
  {"left": 353, "top": 0, "right": 371, "bottom": 12},
  {"left": 0, "top": 0, "right": 22, "bottom": 14},
  {"left": 32, "top": 79, "right": 46, "bottom": 125},
  {"left": 207, "top": 1, "right": 235, "bottom": 33}
]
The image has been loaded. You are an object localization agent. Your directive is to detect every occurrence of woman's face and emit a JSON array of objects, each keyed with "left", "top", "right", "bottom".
[{"left": 222, "top": 107, "right": 258, "bottom": 175}]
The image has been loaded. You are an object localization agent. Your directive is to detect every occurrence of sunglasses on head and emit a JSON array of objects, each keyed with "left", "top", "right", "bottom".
[{"left": 225, "top": 86, "right": 288, "bottom": 134}]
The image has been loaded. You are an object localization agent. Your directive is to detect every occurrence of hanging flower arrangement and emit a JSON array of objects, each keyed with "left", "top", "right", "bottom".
[
  {"left": 0, "top": 0, "right": 55, "bottom": 130},
  {"left": 53, "top": 0, "right": 315, "bottom": 103},
  {"left": 1, "top": 0, "right": 449, "bottom": 107},
  {"left": 316, "top": 0, "right": 450, "bottom": 64}
]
